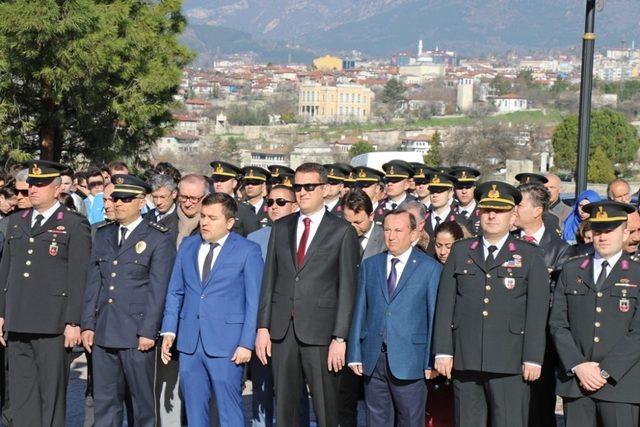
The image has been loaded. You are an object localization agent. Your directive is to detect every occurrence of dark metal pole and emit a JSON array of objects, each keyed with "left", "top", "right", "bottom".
[{"left": 575, "top": 0, "right": 597, "bottom": 196}]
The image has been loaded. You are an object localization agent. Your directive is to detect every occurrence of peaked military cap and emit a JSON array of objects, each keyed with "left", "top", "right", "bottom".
[
  {"left": 427, "top": 169, "right": 457, "bottom": 190},
  {"left": 324, "top": 163, "right": 353, "bottom": 184},
  {"left": 515, "top": 173, "right": 548, "bottom": 185},
  {"left": 276, "top": 173, "right": 294, "bottom": 188},
  {"left": 268, "top": 165, "right": 295, "bottom": 185},
  {"left": 344, "top": 170, "right": 357, "bottom": 188},
  {"left": 411, "top": 163, "right": 432, "bottom": 184},
  {"left": 382, "top": 160, "right": 414, "bottom": 179},
  {"left": 111, "top": 174, "right": 151, "bottom": 199},
  {"left": 241, "top": 166, "right": 270, "bottom": 182},
  {"left": 25, "top": 160, "right": 66, "bottom": 184},
  {"left": 353, "top": 166, "right": 384, "bottom": 186},
  {"left": 450, "top": 166, "right": 481, "bottom": 188},
  {"left": 582, "top": 200, "right": 636, "bottom": 231},
  {"left": 475, "top": 181, "right": 522, "bottom": 210},
  {"left": 210, "top": 161, "right": 240, "bottom": 179}
]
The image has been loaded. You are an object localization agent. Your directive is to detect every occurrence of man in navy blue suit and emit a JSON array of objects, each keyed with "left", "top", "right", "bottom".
[
  {"left": 347, "top": 207, "right": 442, "bottom": 426},
  {"left": 160, "top": 192, "right": 263, "bottom": 426}
]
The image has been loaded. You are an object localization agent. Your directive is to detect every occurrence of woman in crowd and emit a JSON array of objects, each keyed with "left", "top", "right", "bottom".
[
  {"left": 561, "top": 189, "right": 600, "bottom": 245},
  {"left": 0, "top": 186, "right": 17, "bottom": 218}
]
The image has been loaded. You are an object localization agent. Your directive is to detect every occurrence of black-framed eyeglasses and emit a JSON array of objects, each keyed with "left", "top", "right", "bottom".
[
  {"left": 292, "top": 183, "right": 325, "bottom": 192},
  {"left": 178, "top": 194, "right": 204, "bottom": 204},
  {"left": 267, "top": 198, "right": 295, "bottom": 207}
]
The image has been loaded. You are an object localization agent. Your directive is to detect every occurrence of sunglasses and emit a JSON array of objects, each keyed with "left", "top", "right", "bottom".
[
  {"left": 244, "top": 180, "right": 264, "bottom": 186},
  {"left": 16, "top": 189, "right": 29, "bottom": 197},
  {"left": 88, "top": 181, "right": 104, "bottom": 189},
  {"left": 292, "top": 183, "right": 325, "bottom": 193},
  {"left": 112, "top": 196, "right": 141, "bottom": 203},
  {"left": 267, "top": 198, "right": 295, "bottom": 207}
]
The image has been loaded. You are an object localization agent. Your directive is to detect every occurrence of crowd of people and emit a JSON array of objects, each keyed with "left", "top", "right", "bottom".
[{"left": 0, "top": 157, "right": 638, "bottom": 427}]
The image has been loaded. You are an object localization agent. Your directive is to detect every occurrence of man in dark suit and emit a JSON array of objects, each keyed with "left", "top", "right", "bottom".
[
  {"left": 81, "top": 175, "right": 175, "bottom": 427},
  {"left": 338, "top": 189, "right": 386, "bottom": 426},
  {"left": 241, "top": 166, "right": 271, "bottom": 229},
  {"left": 210, "top": 161, "right": 259, "bottom": 236},
  {"left": 323, "top": 163, "right": 352, "bottom": 218},
  {"left": 348, "top": 208, "right": 441, "bottom": 426},
  {"left": 513, "top": 182, "right": 571, "bottom": 427},
  {"left": 450, "top": 166, "right": 481, "bottom": 236},
  {"left": 550, "top": 200, "right": 640, "bottom": 426},
  {"left": 145, "top": 173, "right": 179, "bottom": 242},
  {"left": 255, "top": 163, "right": 360, "bottom": 427},
  {"left": 433, "top": 181, "right": 549, "bottom": 427},
  {"left": 0, "top": 160, "right": 92, "bottom": 426}
]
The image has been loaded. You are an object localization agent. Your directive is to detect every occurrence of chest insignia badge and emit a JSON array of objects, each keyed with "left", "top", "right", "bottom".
[{"left": 135, "top": 241, "right": 147, "bottom": 254}]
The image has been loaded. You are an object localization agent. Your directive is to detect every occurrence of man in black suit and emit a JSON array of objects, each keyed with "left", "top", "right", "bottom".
[
  {"left": 433, "top": 181, "right": 549, "bottom": 427},
  {"left": 145, "top": 173, "right": 179, "bottom": 243},
  {"left": 0, "top": 160, "right": 92, "bottom": 426},
  {"left": 241, "top": 166, "right": 271, "bottom": 229},
  {"left": 339, "top": 189, "right": 386, "bottom": 426},
  {"left": 513, "top": 182, "right": 571, "bottom": 427},
  {"left": 256, "top": 163, "right": 360, "bottom": 427},
  {"left": 515, "top": 173, "right": 562, "bottom": 237}
]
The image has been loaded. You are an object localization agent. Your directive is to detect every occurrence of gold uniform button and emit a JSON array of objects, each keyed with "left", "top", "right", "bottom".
[
  {"left": 108, "top": 298, "right": 113, "bottom": 303},
  {"left": 596, "top": 307, "right": 602, "bottom": 313},
  {"left": 29, "top": 238, "right": 34, "bottom": 243},
  {"left": 109, "top": 286, "right": 115, "bottom": 291},
  {"left": 482, "top": 311, "right": 488, "bottom": 317},
  {"left": 111, "top": 272, "right": 116, "bottom": 277},
  {"left": 27, "top": 249, "right": 33, "bottom": 254},
  {"left": 25, "top": 261, "right": 31, "bottom": 266},
  {"left": 485, "top": 286, "right": 491, "bottom": 291},
  {"left": 113, "top": 260, "right": 118, "bottom": 266},
  {"left": 23, "top": 272, "right": 29, "bottom": 278},
  {"left": 597, "top": 292, "right": 603, "bottom": 297},
  {"left": 486, "top": 274, "right": 491, "bottom": 278},
  {"left": 484, "top": 298, "right": 489, "bottom": 303},
  {"left": 594, "top": 337, "right": 600, "bottom": 343},
  {"left": 595, "top": 322, "right": 601, "bottom": 327}
]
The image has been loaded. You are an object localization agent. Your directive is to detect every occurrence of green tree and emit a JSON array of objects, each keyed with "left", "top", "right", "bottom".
[
  {"left": 0, "top": 0, "right": 194, "bottom": 162},
  {"left": 382, "top": 78, "right": 406, "bottom": 105},
  {"left": 588, "top": 146, "right": 616, "bottom": 183},
  {"left": 423, "top": 131, "right": 442, "bottom": 166},
  {"left": 552, "top": 108, "right": 640, "bottom": 170},
  {"left": 349, "top": 141, "right": 375, "bottom": 158}
]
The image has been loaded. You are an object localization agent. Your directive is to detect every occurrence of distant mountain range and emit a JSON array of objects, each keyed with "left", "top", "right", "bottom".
[{"left": 182, "top": 0, "right": 640, "bottom": 59}]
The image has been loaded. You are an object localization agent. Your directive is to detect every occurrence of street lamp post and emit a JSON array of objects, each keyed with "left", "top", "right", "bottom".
[{"left": 575, "top": 0, "right": 597, "bottom": 196}]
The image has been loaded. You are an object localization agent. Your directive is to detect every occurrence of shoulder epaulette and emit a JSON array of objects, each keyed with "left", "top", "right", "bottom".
[
  {"left": 514, "top": 238, "right": 538, "bottom": 248},
  {"left": 97, "top": 220, "right": 115, "bottom": 229},
  {"left": 149, "top": 221, "right": 169, "bottom": 233},
  {"left": 65, "top": 208, "right": 84, "bottom": 217},
  {"left": 630, "top": 254, "right": 640, "bottom": 263},
  {"left": 567, "top": 253, "right": 589, "bottom": 262}
]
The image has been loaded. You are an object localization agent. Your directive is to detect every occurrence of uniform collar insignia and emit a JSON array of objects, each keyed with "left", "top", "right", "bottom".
[
  {"left": 580, "top": 258, "right": 591, "bottom": 270},
  {"left": 508, "top": 242, "right": 517, "bottom": 252},
  {"left": 56, "top": 211, "right": 64, "bottom": 220},
  {"left": 470, "top": 239, "right": 480, "bottom": 250},
  {"left": 622, "top": 259, "right": 630, "bottom": 270},
  {"left": 21, "top": 209, "right": 30, "bottom": 218}
]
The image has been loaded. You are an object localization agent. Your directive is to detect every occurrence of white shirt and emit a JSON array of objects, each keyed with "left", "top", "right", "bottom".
[
  {"left": 458, "top": 200, "right": 477, "bottom": 218},
  {"left": 430, "top": 207, "right": 451, "bottom": 230},
  {"left": 593, "top": 250, "right": 622, "bottom": 283},
  {"left": 324, "top": 198, "right": 340, "bottom": 213},
  {"left": 360, "top": 222, "right": 374, "bottom": 251},
  {"left": 520, "top": 225, "right": 545, "bottom": 245},
  {"left": 249, "top": 199, "right": 264, "bottom": 215},
  {"left": 296, "top": 208, "right": 325, "bottom": 253},
  {"left": 118, "top": 216, "right": 144, "bottom": 245},
  {"left": 31, "top": 202, "right": 61, "bottom": 227},
  {"left": 385, "top": 193, "right": 407, "bottom": 210},
  {"left": 197, "top": 232, "right": 229, "bottom": 280},
  {"left": 386, "top": 246, "right": 412, "bottom": 283},
  {"left": 156, "top": 204, "right": 176, "bottom": 221}
]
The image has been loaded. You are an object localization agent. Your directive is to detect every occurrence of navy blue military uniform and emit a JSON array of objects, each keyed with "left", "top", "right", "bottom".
[{"left": 81, "top": 176, "right": 176, "bottom": 427}]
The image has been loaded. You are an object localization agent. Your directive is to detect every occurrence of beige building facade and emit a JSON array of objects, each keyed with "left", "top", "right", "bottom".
[{"left": 298, "top": 83, "right": 373, "bottom": 123}]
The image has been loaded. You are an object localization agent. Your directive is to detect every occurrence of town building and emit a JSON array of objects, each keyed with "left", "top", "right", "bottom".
[{"left": 298, "top": 82, "right": 374, "bottom": 123}]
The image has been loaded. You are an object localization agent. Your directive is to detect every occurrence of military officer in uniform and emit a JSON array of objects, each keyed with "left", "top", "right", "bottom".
[
  {"left": 210, "top": 161, "right": 259, "bottom": 236},
  {"left": 374, "top": 160, "right": 416, "bottom": 224},
  {"left": 424, "top": 171, "right": 460, "bottom": 241},
  {"left": 515, "top": 173, "right": 562, "bottom": 237},
  {"left": 81, "top": 175, "right": 176, "bottom": 427},
  {"left": 0, "top": 160, "right": 92, "bottom": 426},
  {"left": 343, "top": 168, "right": 357, "bottom": 195},
  {"left": 433, "top": 181, "right": 549, "bottom": 427},
  {"left": 412, "top": 162, "right": 433, "bottom": 209},
  {"left": 241, "top": 166, "right": 271, "bottom": 229},
  {"left": 323, "top": 163, "right": 351, "bottom": 218},
  {"left": 550, "top": 200, "right": 640, "bottom": 427},
  {"left": 267, "top": 165, "right": 294, "bottom": 186},
  {"left": 450, "top": 166, "right": 481, "bottom": 236},
  {"left": 353, "top": 166, "right": 385, "bottom": 221}
]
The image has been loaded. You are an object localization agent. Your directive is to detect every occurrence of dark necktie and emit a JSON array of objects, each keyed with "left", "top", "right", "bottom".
[
  {"left": 297, "top": 217, "right": 311, "bottom": 267},
  {"left": 32, "top": 214, "right": 44, "bottom": 232},
  {"left": 596, "top": 260, "right": 609, "bottom": 290},
  {"left": 119, "top": 227, "right": 128, "bottom": 247},
  {"left": 435, "top": 216, "right": 442, "bottom": 228},
  {"left": 391, "top": 203, "right": 397, "bottom": 211},
  {"left": 486, "top": 245, "right": 498, "bottom": 268},
  {"left": 387, "top": 257, "right": 400, "bottom": 297},
  {"left": 462, "top": 210, "right": 469, "bottom": 220},
  {"left": 201, "top": 242, "right": 219, "bottom": 285}
]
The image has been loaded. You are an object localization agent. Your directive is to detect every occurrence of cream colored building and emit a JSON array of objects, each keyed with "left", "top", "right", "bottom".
[
  {"left": 313, "top": 55, "right": 343, "bottom": 71},
  {"left": 298, "top": 83, "right": 373, "bottom": 123}
]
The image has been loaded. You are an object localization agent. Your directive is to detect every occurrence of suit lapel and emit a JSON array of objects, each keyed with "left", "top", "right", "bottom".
[
  {"left": 298, "top": 213, "right": 331, "bottom": 272},
  {"left": 18, "top": 209, "right": 32, "bottom": 237},
  {"left": 31, "top": 206, "right": 64, "bottom": 237},
  {"left": 116, "top": 221, "right": 149, "bottom": 257},
  {"left": 468, "top": 237, "right": 486, "bottom": 273},
  {"left": 203, "top": 233, "right": 238, "bottom": 288},
  {"left": 600, "top": 255, "right": 629, "bottom": 292},
  {"left": 491, "top": 237, "right": 515, "bottom": 271},
  {"left": 390, "top": 248, "right": 419, "bottom": 301},
  {"left": 378, "top": 252, "right": 391, "bottom": 303},
  {"left": 576, "top": 257, "right": 596, "bottom": 291},
  {"left": 288, "top": 213, "right": 299, "bottom": 270}
]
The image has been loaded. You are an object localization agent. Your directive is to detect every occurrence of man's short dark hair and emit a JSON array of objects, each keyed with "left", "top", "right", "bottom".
[
  {"left": 202, "top": 192, "right": 237, "bottom": 220},
  {"left": 295, "top": 163, "right": 328, "bottom": 184},
  {"left": 108, "top": 160, "right": 129, "bottom": 173},
  {"left": 60, "top": 169, "right": 74, "bottom": 179},
  {"left": 342, "top": 188, "right": 373, "bottom": 216},
  {"left": 270, "top": 184, "right": 295, "bottom": 200},
  {"left": 86, "top": 168, "right": 103, "bottom": 181},
  {"left": 155, "top": 162, "right": 182, "bottom": 184},
  {"left": 518, "top": 183, "right": 550, "bottom": 212},
  {"left": 383, "top": 207, "right": 417, "bottom": 231}
]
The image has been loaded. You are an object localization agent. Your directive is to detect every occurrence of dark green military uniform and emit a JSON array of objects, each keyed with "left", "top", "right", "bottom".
[
  {"left": 241, "top": 166, "right": 271, "bottom": 229},
  {"left": 450, "top": 166, "right": 482, "bottom": 236},
  {"left": 373, "top": 160, "right": 416, "bottom": 225},
  {"left": 549, "top": 200, "right": 640, "bottom": 427},
  {"left": 323, "top": 163, "right": 352, "bottom": 218},
  {"left": 432, "top": 181, "right": 549, "bottom": 427}
]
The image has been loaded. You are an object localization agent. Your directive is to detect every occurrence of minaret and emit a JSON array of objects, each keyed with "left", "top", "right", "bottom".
[{"left": 418, "top": 39, "right": 423, "bottom": 57}]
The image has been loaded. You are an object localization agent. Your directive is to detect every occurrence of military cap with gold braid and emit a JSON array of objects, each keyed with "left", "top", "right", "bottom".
[
  {"left": 582, "top": 200, "right": 636, "bottom": 231},
  {"left": 25, "top": 160, "right": 66, "bottom": 184},
  {"left": 427, "top": 169, "right": 457, "bottom": 190},
  {"left": 111, "top": 174, "right": 151, "bottom": 199},
  {"left": 268, "top": 165, "right": 295, "bottom": 185},
  {"left": 474, "top": 181, "right": 522, "bottom": 210},
  {"left": 382, "top": 160, "right": 414, "bottom": 180},
  {"left": 344, "top": 170, "right": 357, "bottom": 188},
  {"left": 210, "top": 161, "right": 241, "bottom": 180},
  {"left": 353, "top": 166, "right": 384, "bottom": 186},
  {"left": 450, "top": 166, "right": 480, "bottom": 188},
  {"left": 411, "top": 162, "right": 433, "bottom": 185},
  {"left": 515, "top": 173, "right": 548, "bottom": 185},
  {"left": 241, "top": 166, "right": 270, "bottom": 183},
  {"left": 324, "top": 163, "right": 353, "bottom": 184}
]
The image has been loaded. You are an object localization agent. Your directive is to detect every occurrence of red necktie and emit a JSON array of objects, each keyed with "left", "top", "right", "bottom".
[
  {"left": 297, "top": 217, "right": 311, "bottom": 267},
  {"left": 523, "top": 235, "right": 537, "bottom": 244}
]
